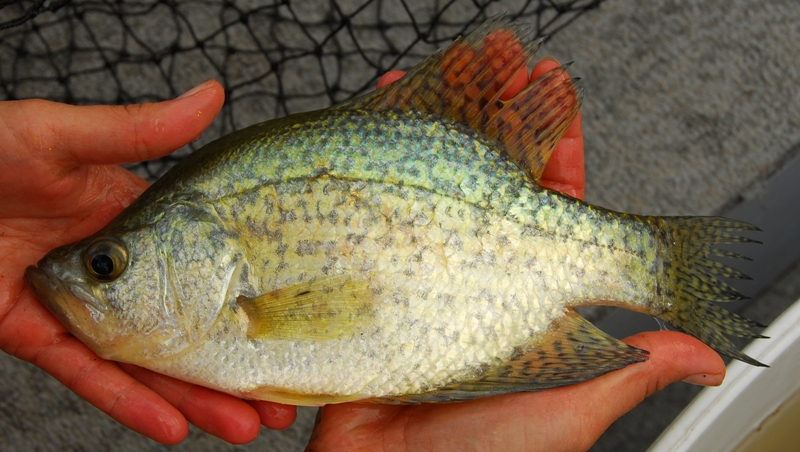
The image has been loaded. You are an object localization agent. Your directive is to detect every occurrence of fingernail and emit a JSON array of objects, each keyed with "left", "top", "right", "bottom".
[
  {"left": 683, "top": 373, "right": 723, "bottom": 386},
  {"left": 177, "top": 80, "right": 216, "bottom": 99}
]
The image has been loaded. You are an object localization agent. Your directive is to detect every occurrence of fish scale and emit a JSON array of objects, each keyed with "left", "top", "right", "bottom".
[
  {"left": 152, "top": 161, "right": 656, "bottom": 399},
  {"left": 26, "top": 20, "right": 765, "bottom": 409}
]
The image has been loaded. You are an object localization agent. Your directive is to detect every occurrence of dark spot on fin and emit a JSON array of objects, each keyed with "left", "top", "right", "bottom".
[
  {"left": 336, "top": 17, "right": 580, "bottom": 182},
  {"left": 237, "top": 276, "right": 373, "bottom": 341},
  {"left": 370, "top": 309, "right": 648, "bottom": 404}
]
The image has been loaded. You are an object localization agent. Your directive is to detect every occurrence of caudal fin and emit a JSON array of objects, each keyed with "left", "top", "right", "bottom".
[{"left": 654, "top": 217, "right": 766, "bottom": 366}]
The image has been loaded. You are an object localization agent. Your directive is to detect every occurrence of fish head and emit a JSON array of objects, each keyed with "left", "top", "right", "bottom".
[
  {"left": 24, "top": 228, "right": 179, "bottom": 363},
  {"left": 25, "top": 204, "right": 245, "bottom": 365}
]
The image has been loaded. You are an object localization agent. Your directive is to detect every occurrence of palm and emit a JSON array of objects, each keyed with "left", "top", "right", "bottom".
[
  {"left": 0, "top": 145, "right": 147, "bottom": 307},
  {"left": 0, "top": 102, "right": 152, "bottom": 369}
]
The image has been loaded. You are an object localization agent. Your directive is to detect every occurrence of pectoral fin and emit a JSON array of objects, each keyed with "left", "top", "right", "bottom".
[
  {"left": 237, "top": 276, "right": 374, "bottom": 341},
  {"left": 372, "top": 309, "right": 648, "bottom": 403}
]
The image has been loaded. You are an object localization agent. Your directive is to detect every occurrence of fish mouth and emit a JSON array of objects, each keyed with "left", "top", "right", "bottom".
[
  {"left": 24, "top": 264, "right": 106, "bottom": 327},
  {"left": 24, "top": 265, "right": 51, "bottom": 293},
  {"left": 25, "top": 264, "right": 75, "bottom": 325}
]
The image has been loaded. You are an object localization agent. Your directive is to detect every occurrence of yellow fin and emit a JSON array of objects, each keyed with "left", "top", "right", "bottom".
[
  {"left": 338, "top": 18, "right": 580, "bottom": 181},
  {"left": 236, "top": 276, "right": 373, "bottom": 341},
  {"left": 243, "top": 386, "right": 366, "bottom": 406},
  {"left": 372, "top": 309, "right": 648, "bottom": 404}
]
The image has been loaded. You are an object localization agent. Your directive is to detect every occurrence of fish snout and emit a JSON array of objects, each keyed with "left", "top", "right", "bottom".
[{"left": 24, "top": 264, "right": 60, "bottom": 302}]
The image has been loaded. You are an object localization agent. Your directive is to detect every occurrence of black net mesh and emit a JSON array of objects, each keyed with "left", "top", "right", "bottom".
[{"left": 0, "top": 0, "right": 603, "bottom": 181}]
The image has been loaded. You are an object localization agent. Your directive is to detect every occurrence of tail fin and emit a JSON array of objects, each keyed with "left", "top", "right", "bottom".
[{"left": 654, "top": 217, "right": 766, "bottom": 366}]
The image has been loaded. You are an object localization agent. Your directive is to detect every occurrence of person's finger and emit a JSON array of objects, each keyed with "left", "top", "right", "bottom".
[
  {"left": 248, "top": 400, "right": 298, "bottom": 430},
  {"left": 540, "top": 110, "right": 584, "bottom": 199},
  {"left": 0, "top": 292, "right": 189, "bottom": 444},
  {"left": 498, "top": 67, "right": 529, "bottom": 101},
  {"left": 2, "top": 80, "right": 224, "bottom": 166},
  {"left": 600, "top": 331, "right": 726, "bottom": 409},
  {"left": 531, "top": 58, "right": 585, "bottom": 199},
  {"left": 120, "top": 364, "right": 263, "bottom": 444}
]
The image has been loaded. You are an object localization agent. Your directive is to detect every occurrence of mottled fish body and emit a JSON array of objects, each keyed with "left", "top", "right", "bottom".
[{"left": 25, "top": 20, "right": 764, "bottom": 406}]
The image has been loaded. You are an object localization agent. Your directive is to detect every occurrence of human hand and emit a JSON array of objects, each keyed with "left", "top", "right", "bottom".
[
  {"left": 304, "top": 60, "right": 727, "bottom": 452},
  {"left": 0, "top": 82, "right": 296, "bottom": 444}
]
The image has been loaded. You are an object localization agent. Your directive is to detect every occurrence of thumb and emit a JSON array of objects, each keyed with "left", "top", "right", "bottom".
[
  {"left": 9, "top": 80, "right": 224, "bottom": 166},
  {"left": 605, "top": 331, "right": 727, "bottom": 407},
  {"left": 541, "top": 331, "right": 726, "bottom": 450}
]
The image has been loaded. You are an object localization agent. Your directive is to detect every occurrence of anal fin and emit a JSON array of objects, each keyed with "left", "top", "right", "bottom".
[{"left": 372, "top": 309, "right": 648, "bottom": 404}]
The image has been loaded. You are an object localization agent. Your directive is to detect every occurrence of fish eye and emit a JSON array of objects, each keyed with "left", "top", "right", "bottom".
[{"left": 83, "top": 238, "right": 128, "bottom": 282}]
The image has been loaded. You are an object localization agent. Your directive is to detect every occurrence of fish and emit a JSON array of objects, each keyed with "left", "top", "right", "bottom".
[{"left": 24, "top": 19, "right": 766, "bottom": 406}]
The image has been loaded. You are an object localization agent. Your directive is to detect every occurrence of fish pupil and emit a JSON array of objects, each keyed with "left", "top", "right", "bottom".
[{"left": 91, "top": 254, "right": 114, "bottom": 276}]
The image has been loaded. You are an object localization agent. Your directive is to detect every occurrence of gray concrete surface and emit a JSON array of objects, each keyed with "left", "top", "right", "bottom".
[
  {"left": 545, "top": 0, "right": 800, "bottom": 216},
  {"left": 2, "top": 0, "right": 800, "bottom": 451}
]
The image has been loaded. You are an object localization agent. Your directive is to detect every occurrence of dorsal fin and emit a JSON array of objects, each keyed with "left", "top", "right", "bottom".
[{"left": 337, "top": 18, "right": 581, "bottom": 181}]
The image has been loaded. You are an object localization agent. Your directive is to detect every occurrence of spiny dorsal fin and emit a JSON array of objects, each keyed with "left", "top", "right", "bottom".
[
  {"left": 236, "top": 276, "right": 373, "bottom": 341},
  {"left": 371, "top": 309, "right": 648, "bottom": 404},
  {"left": 337, "top": 18, "right": 581, "bottom": 182}
]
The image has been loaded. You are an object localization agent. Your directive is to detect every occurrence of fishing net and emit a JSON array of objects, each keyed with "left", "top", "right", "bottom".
[{"left": 0, "top": 0, "right": 603, "bottom": 181}]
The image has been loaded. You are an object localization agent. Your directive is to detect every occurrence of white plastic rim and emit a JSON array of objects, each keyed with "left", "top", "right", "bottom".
[
  {"left": 648, "top": 299, "right": 800, "bottom": 452},
  {"left": 648, "top": 300, "right": 800, "bottom": 452}
]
